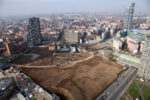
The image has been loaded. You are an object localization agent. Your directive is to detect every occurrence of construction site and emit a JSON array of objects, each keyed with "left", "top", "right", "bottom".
[
  {"left": 13, "top": 46, "right": 53, "bottom": 65},
  {"left": 15, "top": 45, "right": 123, "bottom": 100},
  {"left": 87, "top": 44, "right": 105, "bottom": 50}
]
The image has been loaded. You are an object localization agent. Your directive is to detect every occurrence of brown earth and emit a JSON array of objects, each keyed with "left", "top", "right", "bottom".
[
  {"left": 87, "top": 44, "right": 104, "bottom": 49},
  {"left": 13, "top": 55, "right": 33, "bottom": 65},
  {"left": 30, "top": 52, "right": 91, "bottom": 66},
  {"left": 21, "top": 56, "right": 122, "bottom": 100},
  {"left": 13, "top": 47, "right": 53, "bottom": 65},
  {"left": 26, "top": 47, "right": 53, "bottom": 58}
]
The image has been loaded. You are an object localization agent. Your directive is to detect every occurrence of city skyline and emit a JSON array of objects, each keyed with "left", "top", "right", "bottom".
[
  {"left": 0, "top": 1, "right": 150, "bottom": 99},
  {"left": 0, "top": 0, "right": 150, "bottom": 17}
]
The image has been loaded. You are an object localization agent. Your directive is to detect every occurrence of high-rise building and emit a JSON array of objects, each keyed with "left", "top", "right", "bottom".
[
  {"left": 139, "top": 34, "right": 150, "bottom": 80},
  {"left": 123, "top": 2, "right": 135, "bottom": 31},
  {"left": 64, "top": 30, "right": 81, "bottom": 44},
  {"left": 27, "top": 17, "right": 42, "bottom": 46}
]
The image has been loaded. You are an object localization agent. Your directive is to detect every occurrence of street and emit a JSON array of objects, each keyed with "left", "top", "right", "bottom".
[{"left": 95, "top": 67, "right": 138, "bottom": 100}]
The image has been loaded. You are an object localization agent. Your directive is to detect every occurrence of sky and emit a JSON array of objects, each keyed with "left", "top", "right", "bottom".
[{"left": 0, "top": 0, "right": 150, "bottom": 17}]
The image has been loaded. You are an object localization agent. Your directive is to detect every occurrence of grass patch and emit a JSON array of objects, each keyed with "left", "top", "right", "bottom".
[
  {"left": 128, "top": 80, "right": 150, "bottom": 100},
  {"left": 109, "top": 55, "right": 118, "bottom": 62},
  {"left": 117, "top": 69, "right": 126, "bottom": 77},
  {"left": 106, "top": 47, "right": 114, "bottom": 53},
  {"left": 120, "top": 97, "right": 126, "bottom": 100}
]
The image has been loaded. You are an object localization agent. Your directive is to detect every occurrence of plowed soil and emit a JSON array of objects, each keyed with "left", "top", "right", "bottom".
[{"left": 21, "top": 56, "right": 122, "bottom": 100}]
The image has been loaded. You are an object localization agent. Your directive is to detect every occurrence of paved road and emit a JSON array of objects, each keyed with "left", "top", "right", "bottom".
[{"left": 95, "top": 67, "right": 138, "bottom": 100}]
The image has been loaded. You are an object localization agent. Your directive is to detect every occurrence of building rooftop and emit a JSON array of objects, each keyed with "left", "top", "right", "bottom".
[
  {"left": 0, "top": 77, "right": 12, "bottom": 92},
  {"left": 119, "top": 54, "right": 140, "bottom": 63},
  {"left": 128, "top": 29, "right": 147, "bottom": 42},
  {"left": 128, "top": 29, "right": 150, "bottom": 42}
]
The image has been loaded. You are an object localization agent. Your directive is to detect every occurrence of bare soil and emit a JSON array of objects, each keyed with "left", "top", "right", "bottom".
[
  {"left": 87, "top": 44, "right": 104, "bottom": 49},
  {"left": 30, "top": 52, "right": 91, "bottom": 66},
  {"left": 13, "top": 47, "right": 53, "bottom": 65},
  {"left": 21, "top": 56, "right": 122, "bottom": 100}
]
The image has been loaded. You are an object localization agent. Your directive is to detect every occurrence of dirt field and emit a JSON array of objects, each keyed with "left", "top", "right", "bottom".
[
  {"left": 13, "top": 47, "right": 53, "bottom": 65},
  {"left": 21, "top": 55, "right": 122, "bottom": 100},
  {"left": 30, "top": 52, "right": 91, "bottom": 66},
  {"left": 13, "top": 55, "right": 33, "bottom": 65},
  {"left": 87, "top": 44, "right": 104, "bottom": 50}
]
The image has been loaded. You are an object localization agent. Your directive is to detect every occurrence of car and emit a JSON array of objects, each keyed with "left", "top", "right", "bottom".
[
  {"left": 100, "top": 96, "right": 106, "bottom": 100},
  {"left": 117, "top": 84, "right": 119, "bottom": 86},
  {"left": 107, "top": 92, "right": 110, "bottom": 95},
  {"left": 104, "top": 95, "right": 107, "bottom": 99},
  {"left": 99, "top": 97, "right": 104, "bottom": 100}
]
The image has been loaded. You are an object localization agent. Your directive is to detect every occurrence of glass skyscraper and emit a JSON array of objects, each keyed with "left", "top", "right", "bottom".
[{"left": 123, "top": 2, "right": 135, "bottom": 31}]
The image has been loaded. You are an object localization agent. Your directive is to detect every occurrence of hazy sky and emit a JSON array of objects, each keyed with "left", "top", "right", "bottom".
[{"left": 0, "top": 0, "right": 150, "bottom": 17}]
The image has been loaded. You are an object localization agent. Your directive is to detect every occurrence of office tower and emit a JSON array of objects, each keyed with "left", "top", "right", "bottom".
[
  {"left": 139, "top": 34, "right": 150, "bottom": 80},
  {"left": 27, "top": 17, "right": 42, "bottom": 46},
  {"left": 64, "top": 30, "right": 80, "bottom": 44},
  {"left": 123, "top": 2, "right": 135, "bottom": 31}
]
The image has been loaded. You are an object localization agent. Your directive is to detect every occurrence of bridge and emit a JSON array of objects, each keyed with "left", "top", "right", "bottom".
[{"left": 95, "top": 67, "right": 138, "bottom": 100}]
